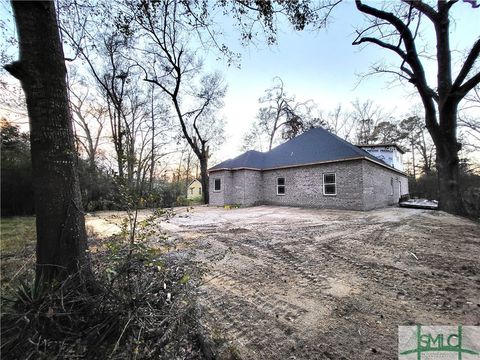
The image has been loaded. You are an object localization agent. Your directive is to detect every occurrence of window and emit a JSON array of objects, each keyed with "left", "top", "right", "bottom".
[
  {"left": 277, "top": 177, "right": 285, "bottom": 195},
  {"left": 199, "top": 187, "right": 202, "bottom": 195},
  {"left": 214, "top": 178, "right": 221, "bottom": 192},
  {"left": 390, "top": 178, "right": 394, "bottom": 196},
  {"left": 323, "top": 173, "right": 336, "bottom": 195},
  {"left": 190, "top": 188, "right": 194, "bottom": 195}
]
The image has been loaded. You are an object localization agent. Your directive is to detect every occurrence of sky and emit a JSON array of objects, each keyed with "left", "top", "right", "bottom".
[
  {"left": 1, "top": 1, "right": 479, "bottom": 165},
  {"left": 198, "top": 1, "right": 480, "bottom": 161}
]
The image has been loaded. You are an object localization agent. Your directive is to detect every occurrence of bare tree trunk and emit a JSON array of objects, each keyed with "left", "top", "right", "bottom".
[
  {"left": 5, "top": 1, "right": 91, "bottom": 284},
  {"left": 435, "top": 106, "right": 464, "bottom": 214},
  {"left": 149, "top": 85, "right": 155, "bottom": 192},
  {"left": 185, "top": 150, "right": 192, "bottom": 190},
  {"left": 411, "top": 140, "right": 416, "bottom": 180},
  {"left": 199, "top": 156, "right": 209, "bottom": 204},
  {"left": 419, "top": 131, "right": 433, "bottom": 176}
]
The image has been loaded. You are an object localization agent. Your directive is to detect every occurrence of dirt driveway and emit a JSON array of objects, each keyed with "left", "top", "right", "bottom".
[{"left": 162, "top": 205, "right": 480, "bottom": 359}]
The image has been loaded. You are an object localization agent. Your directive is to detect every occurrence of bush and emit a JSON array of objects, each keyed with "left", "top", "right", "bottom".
[{"left": 1, "top": 210, "right": 205, "bottom": 359}]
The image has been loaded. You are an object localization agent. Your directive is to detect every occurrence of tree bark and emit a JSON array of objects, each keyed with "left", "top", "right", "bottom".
[
  {"left": 437, "top": 148, "right": 462, "bottom": 213},
  {"left": 5, "top": 1, "right": 91, "bottom": 283},
  {"left": 199, "top": 156, "right": 209, "bottom": 204},
  {"left": 435, "top": 105, "right": 464, "bottom": 214}
]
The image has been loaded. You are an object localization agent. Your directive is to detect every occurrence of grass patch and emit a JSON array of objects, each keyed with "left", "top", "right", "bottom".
[
  {"left": 1, "top": 211, "right": 206, "bottom": 359},
  {"left": 1, "top": 217, "right": 36, "bottom": 288},
  {"left": 1, "top": 216, "right": 36, "bottom": 253}
]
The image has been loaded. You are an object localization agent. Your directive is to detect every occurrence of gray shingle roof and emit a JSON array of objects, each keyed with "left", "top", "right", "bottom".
[{"left": 209, "top": 127, "right": 392, "bottom": 172}]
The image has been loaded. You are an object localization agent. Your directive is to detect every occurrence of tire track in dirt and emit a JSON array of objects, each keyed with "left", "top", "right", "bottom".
[
  {"left": 192, "top": 222, "right": 370, "bottom": 358},
  {"left": 165, "top": 206, "right": 480, "bottom": 359}
]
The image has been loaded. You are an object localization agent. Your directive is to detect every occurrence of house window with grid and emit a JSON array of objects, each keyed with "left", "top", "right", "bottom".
[
  {"left": 214, "top": 178, "right": 221, "bottom": 192},
  {"left": 277, "top": 177, "right": 286, "bottom": 195},
  {"left": 323, "top": 173, "right": 336, "bottom": 195}
]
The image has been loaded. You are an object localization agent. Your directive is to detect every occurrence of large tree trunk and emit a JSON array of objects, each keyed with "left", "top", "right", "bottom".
[
  {"left": 6, "top": 1, "right": 91, "bottom": 283},
  {"left": 435, "top": 105, "right": 464, "bottom": 215},
  {"left": 199, "top": 156, "right": 209, "bottom": 204},
  {"left": 436, "top": 149, "right": 463, "bottom": 214}
]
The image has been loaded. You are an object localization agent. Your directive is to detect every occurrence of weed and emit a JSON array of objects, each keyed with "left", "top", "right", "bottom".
[{"left": 1, "top": 210, "right": 205, "bottom": 359}]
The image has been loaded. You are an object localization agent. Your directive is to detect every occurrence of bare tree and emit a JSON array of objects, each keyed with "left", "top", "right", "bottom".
[
  {"left": 459, "top": 86, "right": 480, "bottom": 152},
  {"left": 350, "top": 1, "right": 480, "bottom": 214},
  {"left": 61, "top": 10, "right": 173, "bottom": 193},
  {"left": 70, "top": 86, "right": 106, "bottom": 170},
  {"left": 0, "top": 81, "right": 27, "bottom": 124},
  {"left": 124, "top": 0, "right": 226, "bottom": 204},
  {"left": 399, "top": 115, "right": 435, "bottom": 177},
  {"left": 241, "top": 122, "right": 268, "bottom": 152},
  {"left": 350, "top": 99, "right": 388, "bottom": 145},
  {"left": 243, "top": 77, "right": 319, "bottom": 151},
  {"left": 320, "top": 104, "right": 354, "bottom": 141}
]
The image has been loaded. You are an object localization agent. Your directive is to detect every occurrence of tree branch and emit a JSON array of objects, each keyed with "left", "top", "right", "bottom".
[
  {"left": 457, "top": 72, "right": 480, "bottom": 98},
  {"left": 354, "top": 0, "right": 440, "bottom": 140},
  {"left": 452, "top": 38, "right": 480, "bottom": 91},
  {"left": 402, "top": 0, "right": 438, "bottom": 22},
  {"left": 352, "top": 36, "right": 407, "bottom": 60}
]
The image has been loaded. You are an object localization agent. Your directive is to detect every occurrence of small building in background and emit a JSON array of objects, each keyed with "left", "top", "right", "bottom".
[
  {"left": 187, "top": 179, "right": 202, "bottom": 199},
  {"left": 358, "top": 144, "right": 405, "bottom": 171}
]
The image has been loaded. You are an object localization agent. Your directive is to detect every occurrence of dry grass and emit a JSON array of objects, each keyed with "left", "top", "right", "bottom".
[{"left": 1, "top": 213, "right": 206, "bottom": 359}]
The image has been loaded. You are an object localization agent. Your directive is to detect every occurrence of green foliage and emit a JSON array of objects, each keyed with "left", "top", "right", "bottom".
[
  {"left": 187, "top": 196, "right": 203, "bottom": 205},
  {"left": 78, "top": 161, "right": 121, "bottom": 212},
  {"left": 1, "top": 208, "right": 204, "bottom": 359},
  {"left": 0, "top": 120, "right": 193, "bottom": 215},
  {"left": 1, "top": 120, "right": 34, "bottom": 216}
]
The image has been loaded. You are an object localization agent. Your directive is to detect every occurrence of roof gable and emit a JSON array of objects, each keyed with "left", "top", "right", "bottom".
[
  {"left": 209, "top": 127, "right": 395, "bottom": 172},
  {"left": 188, "top": 179, "right": 202, "bottom": 187}
]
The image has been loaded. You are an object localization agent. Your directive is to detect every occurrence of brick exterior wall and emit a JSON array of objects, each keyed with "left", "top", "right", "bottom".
[
  {"left": 261, "top": 161, "right": 364, "bottom": 210},
  {"left": 209, "top": 159, "right": 409, "bottom": 210},
  {"left": 209, "top": 170, "right": 263, "bottom": 206},
  {"left": 362, "top": 161, "right": 409, "bottom": 210},
  {"left": 228, "top": 170, "right": 263, "bottom": 206},
  {"left": 209, "top": 171, "right": 230, "bottom": 206}
]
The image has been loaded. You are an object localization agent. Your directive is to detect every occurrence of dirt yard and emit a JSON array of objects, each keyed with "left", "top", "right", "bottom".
[
  {"left": 84, "top": 206, "right": 480, "bottom": 359},
  {"left": 153, "top": 205, "right": 479, "bottom": 360}
]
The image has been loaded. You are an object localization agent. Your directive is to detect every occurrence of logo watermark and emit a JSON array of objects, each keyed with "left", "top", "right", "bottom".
[{"left": 399, "top": 325, "right": 480, "bottom": 359}]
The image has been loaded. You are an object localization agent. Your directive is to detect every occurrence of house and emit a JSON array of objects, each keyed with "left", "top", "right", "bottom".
[
  {"left": 208, "top": 127, "right": 409, "bottom": 210},
  {"left": 187, "top": 179, "right": 202, "bottom": 199}
]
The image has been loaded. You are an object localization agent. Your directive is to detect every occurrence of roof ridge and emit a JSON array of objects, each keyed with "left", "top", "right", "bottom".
[{"left": 316, "top": 127, "right": 379, "bottom": 159}]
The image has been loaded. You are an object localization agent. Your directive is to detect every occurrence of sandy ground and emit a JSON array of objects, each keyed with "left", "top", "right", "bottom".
[{"left": 88, "top": 206, "right": 480, "bottom": 359}]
